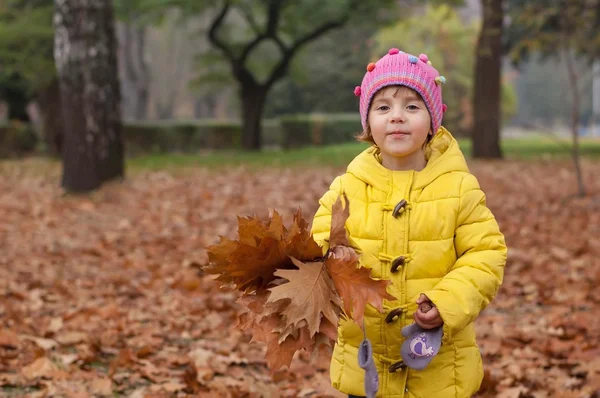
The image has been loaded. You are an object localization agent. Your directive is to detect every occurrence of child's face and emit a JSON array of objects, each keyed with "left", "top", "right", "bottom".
[{"left": 368, "top": 86, "right": 432, "bottom": 169}]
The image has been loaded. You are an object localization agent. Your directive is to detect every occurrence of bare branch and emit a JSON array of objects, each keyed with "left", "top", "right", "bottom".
[
  {"left": 239, "top": 34, "right": 268, "bottom": 65},
  {"left": 290, "top": 16, "right": 349, "bottom": 54},
  {"left": 238, "top": 1, "right": 287, "bottom": 69},
  {"left": 239, "top": 1, "right": 262, "bottom": 36},
  {"left": 208, "top": 2, "right": 235, "bottom": 61},
  {"left": 272, "top": 35, "right": 288, "bottom": 56},
  {"left": 265, "top": 0, "right": 284, "bottom": 36},
  {"left": 264, "top": 11, "right": 350, "bottom": 88}
]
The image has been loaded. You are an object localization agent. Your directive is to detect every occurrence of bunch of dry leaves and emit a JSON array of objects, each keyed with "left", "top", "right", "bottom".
[{"left": 205, "top": 195, "right": 393, "bottom": 371}]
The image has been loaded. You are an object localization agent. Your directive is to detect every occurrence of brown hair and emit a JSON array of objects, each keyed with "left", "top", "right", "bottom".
[{"left": 356, "top": 125, "right": 376, "bottom": 145}]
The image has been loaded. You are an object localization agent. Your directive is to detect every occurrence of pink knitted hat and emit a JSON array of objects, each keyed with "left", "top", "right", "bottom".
[{"left": 354, "top": 48, "right": 447, "bottom": 133}]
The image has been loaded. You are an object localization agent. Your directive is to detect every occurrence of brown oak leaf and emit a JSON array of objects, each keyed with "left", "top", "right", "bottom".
[
  {"left": 206, "top": 211, "right": 293, "bottom": 292},
  {"left": 206, "top": 209, "right": 323, "bottom": 293},
  {"left": 285, "top": 209, "right": 324, "bottom": 261},
  {"left": 266, "top": 258, "right": 341, "bottom": 338},
  {"left": 251, "top": 318, "right": 329, "bottom": 371},
  {"left": 326, "top": 246, "right": 394, "bottom": 327},
  {"left": 329, "top": 193, "right": 350, "bottom": 247}
]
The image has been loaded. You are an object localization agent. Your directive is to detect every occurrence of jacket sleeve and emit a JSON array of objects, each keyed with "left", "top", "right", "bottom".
[
  {"left": 422, "top": 173, "right": 507, "bottom": 342},
  {"left": 310, "top": 176, "right": 343, "bottom": 255}
]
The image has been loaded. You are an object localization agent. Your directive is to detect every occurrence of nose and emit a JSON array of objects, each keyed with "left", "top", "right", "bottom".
[{"left": 390, "top": 108, "right": 405, "bottom": 123}]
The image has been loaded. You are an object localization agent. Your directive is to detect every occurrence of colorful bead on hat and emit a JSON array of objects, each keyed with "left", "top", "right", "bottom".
[{"left": 355, "top": 48, "right": 446, "bottom": 134}]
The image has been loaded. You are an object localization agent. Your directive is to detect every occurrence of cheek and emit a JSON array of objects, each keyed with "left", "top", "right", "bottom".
[
  {"left": 368, "top": 116, "right": 386, "bottom": 136},
  {"left": 418, "top": 113, "right": 431, "bottom": 131}
]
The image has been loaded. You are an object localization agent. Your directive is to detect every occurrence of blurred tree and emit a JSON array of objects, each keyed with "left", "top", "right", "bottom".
[
  {"left": 54, "top": 0, "right": 124, "bottom": 192},
  {"left": 114, "top": 0, "right": 151, "bottom": 120},
  {"left": 0, "top": 72, "right": 31, "bottom": 122},
  {"left": 263, "top": 23, "right": 373, "bottom": 118},
  {"left": 0, "top": 1, "right": 63, "bottom": 152},
  {"left": 146, "top": 0, "right": 400, "bottom": 150},
  {"left": 149, "top": 9, "right": 191, "bottom": 119},
  {"left": 511, "top": 55, "right": 593, "bottom": 125},
  {"left": 506, "top": 0, "right": 600, "bottom": 196},
  {"left": 375, "top": 4, "right": 516, "bottom": 136},
  {"left": 472, "top": 0, "right": 504, "bottom": 158},
  {"left": 0, "top": 1, "right": 55, "bottom": 94}
]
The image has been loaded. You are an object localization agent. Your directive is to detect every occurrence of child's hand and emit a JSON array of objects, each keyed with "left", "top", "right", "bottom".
[{"left": 414, "top": 294, "right": 443, "bottom": 329}]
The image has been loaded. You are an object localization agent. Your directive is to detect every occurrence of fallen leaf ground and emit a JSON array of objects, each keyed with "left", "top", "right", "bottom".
[{"left": 1, "top": 158, "right": 599, "bottom": 397}]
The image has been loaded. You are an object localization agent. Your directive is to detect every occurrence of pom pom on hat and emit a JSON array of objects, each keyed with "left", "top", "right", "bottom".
[
  {"left": 354, "top": 86, "right": 362, "bottom": 96},
  {"left": 388, "top": 48, "right": 400, "bottom": 55},
  {"left": 418, "top": 53, "right": 429, "bottom": 63},
  {"left": 367, "top": 62, "right": 376, "bottom": 72},
  {"left": 442, "top": 104, "right": 448, "bottom": 113},
  {"left": 408, "top": 55, "right": 418, "bottom": 64}
]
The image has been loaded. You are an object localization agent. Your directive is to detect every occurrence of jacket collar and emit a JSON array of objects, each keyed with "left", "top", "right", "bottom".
[{"left": 346, "top": 127, "right": 470, "bottom": 192}]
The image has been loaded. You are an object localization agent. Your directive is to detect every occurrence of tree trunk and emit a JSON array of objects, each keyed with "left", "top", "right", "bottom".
[
  {"left": 564, "top": 49, "right": 586, "bottom": 197},
  {"left": 37, "top": 78, "right": 64, "bottom": 156},
  {"left": 240, "top": 83, "right": 267, "bottom": 151},
  {"left": 54, "top": 0, "right": 124, "bottom": 193},
  {"left": 121, "top": 22, "right": 150, "bottom": 120},
  {"left": 472, "top": 0, "right": 504, "bottom": 158},
  {"left": 1, "top": 73, "right": 31, "bottom": 122}
]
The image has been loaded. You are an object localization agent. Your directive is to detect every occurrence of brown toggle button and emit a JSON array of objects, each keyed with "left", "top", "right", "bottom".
[
  {"left": 390, "top": 256, "right": 406, "bottom": 273},
  {"left": 392, "top": 199, "right": 408, "bottom": 218},
  {"left": 389, "top": 360, "right": 406, "bottom": 373},
  {"left": 385, "top": 308, "right": 403, "bottom": 323}
]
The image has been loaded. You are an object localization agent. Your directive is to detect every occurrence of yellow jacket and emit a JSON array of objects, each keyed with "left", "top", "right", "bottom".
[{"left": 311, "top": 127, "right": 507, "bottom": 398}]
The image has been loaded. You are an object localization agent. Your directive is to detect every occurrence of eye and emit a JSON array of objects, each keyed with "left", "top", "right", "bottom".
[
  {"left": 407, "top": 104, "right": 420, "bottom": 110},
  {"left": 376, "top": 105, "right": 390, "bottom": 111}
]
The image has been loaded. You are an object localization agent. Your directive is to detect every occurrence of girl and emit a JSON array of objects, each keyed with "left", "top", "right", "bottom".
[{"left": 311, "top": 48, "right": 507, "bottom": 397}]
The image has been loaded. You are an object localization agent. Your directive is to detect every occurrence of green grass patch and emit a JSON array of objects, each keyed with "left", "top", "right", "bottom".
[
  {"left": 127, "top": 136, "right": 600, "bottom": 171},
  {"left": 127, "top": 141, "right": 371, "bottom": 170},
  {"left": 2, "top": 136, "right": 598, "bottom": 174}
]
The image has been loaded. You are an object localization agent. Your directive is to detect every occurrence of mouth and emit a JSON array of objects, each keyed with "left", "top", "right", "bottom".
[{"left": 387, "top": 131, "right": 410, "bottom": 137}]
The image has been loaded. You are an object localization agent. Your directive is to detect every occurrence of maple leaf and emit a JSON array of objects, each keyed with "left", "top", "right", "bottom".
[
  {"left": 206, "top": 209, "right": 324, "bottom": 293},
  {"left": 258, "top": 321, "right": 313, "bottom": 371},
  {"left": 250, "top": 317, "right": 331, "bottom": 371},
  {"left": 326, "top": 246, "right": 395, "bottom": 327},
  {"left": 266, "top": 257, "right": 342, "bottom": 338},
  {"left": 285, "top": 209, "right": 323, "bottom": 261},
  {"left": 206, "top": 211, "right": 294, "bottom": 292},
  {"left": 236, "top": 291, "right": 271, "bottom": 330},
  {"left": 329, "top": 193, "right": 350, "bottom": 247}
]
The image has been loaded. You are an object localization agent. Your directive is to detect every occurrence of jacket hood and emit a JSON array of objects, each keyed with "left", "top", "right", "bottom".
[{"left": 346, "top": 127, "right": 470, "bottom": 191}]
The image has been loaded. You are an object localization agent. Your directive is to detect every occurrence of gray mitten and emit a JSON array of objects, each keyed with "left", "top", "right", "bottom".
[
  {"left": 400, "top": 323, "right": 443, "bottom": 370},
  {"left": 358, "top": 338, "right": 378, "bottom": 398}
]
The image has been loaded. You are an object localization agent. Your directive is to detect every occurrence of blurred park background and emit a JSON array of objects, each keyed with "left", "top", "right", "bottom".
[{"left": 0, "top": 1, "right": 599, "bottom": 397}]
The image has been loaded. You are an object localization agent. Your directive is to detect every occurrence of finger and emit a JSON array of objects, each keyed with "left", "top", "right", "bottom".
[
  {"left": 413, "top": 313, "right": 428, "bottom": 329},
  {"left": 416, "top": 309, "right": 437, "bottom": 322},
  {"left": 415, "top": 315, "right": 442, "bottom": 329},
  {"left": 414, "top": 311, "right": 435, "bottom": 329},
  {"left": 416, "top": 294, "right": 427, "bottom": 304},
  {"left": 422, "top": 314, "right": 443, "bottom": 328},
  {"left": 415, "top": 316, "right": 438, "bottom": 330}
]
